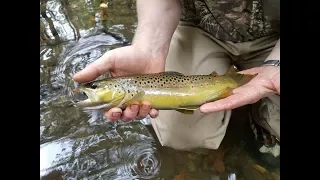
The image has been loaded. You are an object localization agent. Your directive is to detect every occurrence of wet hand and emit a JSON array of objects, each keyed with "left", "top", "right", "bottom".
[
  {"left": 104, "top": 101, "right": 159, "bottom": 121},
  {"left": 72, "top": 45, "right": 165, "bottom": 83},
  {"left": 72, "top": 45, "right": 165, "bottom": 121},
  {"left": 200, "top": 66, "right": 280, "bottom": 113}
]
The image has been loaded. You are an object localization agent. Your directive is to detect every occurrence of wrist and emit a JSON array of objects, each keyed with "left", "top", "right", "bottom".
[
  {"left": 271, "top": 70, "right": 280, "bottom": 95},
  {"left": 260, "top": 66, "right": 280, "bottom": 95},
  {"left": 264, "top": 39, "right": 280, "bottom": 63},
  {"left": 132, "top": 26, "right": 170, "bottom": 62},
  {"left": 261, "top": 60, "right": 280, "bottom": 67},
  {"left": 132, "top": 42, "right": 169, "bottom": 63}
]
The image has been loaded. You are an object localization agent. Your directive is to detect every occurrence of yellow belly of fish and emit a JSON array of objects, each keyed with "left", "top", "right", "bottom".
[
  {"left": 141, "top": 94, "right": 199, "bottom": 108},
  {"left": 131, "top": 87, "right": 229, "bottom": 109}
]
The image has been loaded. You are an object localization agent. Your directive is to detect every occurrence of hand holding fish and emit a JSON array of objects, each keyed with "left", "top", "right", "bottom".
[
  {"left": 72, "top": 45, "right": 165, "bottom": 121},
  {"left": 200, "top": 66, "right": 280, "bottom": 113},
  {"left": 73, "top": 59, "right": 279, "bottom": 121}
]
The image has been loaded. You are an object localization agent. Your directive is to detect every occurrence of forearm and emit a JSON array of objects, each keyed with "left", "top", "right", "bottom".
[
  {"left": 265, "top": 39, "right": 280, "bottom": 61},
  {"left": 133, "top": 0, "right": 181, "bottom": 60}
]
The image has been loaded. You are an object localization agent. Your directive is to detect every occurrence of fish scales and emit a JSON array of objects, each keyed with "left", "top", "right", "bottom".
[
  {"left": 75, "top": 66, "right": 257, "bottom": 113},
  {"left": 112, "top": 74, "right": 236, "bottom": 108}
]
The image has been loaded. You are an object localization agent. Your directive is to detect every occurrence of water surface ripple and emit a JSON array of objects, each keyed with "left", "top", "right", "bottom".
[{"left": 40, "top": 0, "right": 279, "bottom": 179}]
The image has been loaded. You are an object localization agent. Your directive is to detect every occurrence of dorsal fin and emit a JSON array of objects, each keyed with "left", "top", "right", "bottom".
[
  {"left": 159, "top": 71, "right": 184, "bottom": 76},
  {"left": 210, "top": 71, "right": 219, "bottom": 77}
]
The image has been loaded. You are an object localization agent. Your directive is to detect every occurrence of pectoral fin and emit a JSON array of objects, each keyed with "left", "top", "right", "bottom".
[
  {"left": 175, "top": 105, "right": 200, "bottom": 114},
  {"left": 178, "top": 105, "right": 200, "bottom": 110},
  {"left": 176, "top": 109, "right": 195, "bottom": 114},
  {"left": 110, "top": 91, "right": 126, "bottom": 106},
  {"left": 122, "top": 90, "right": 145, "bottom": 105}
]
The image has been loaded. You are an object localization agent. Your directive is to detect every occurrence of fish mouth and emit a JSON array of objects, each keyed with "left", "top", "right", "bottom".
[{"left": 74, "top": 87, "right": 108, "bottom": 110}]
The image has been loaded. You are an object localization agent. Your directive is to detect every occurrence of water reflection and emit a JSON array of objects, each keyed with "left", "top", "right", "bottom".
[
  {"left": 40, "top": 0, "right": 279, "bottom": 179},
  {"left": 40, "top": 1, "right": 158, "bottom": 178},
  {"left": 51, "top": 32, "right": 128, "bottom": 98},
  {"left": 40, "top": 138, "right": 74, "bottom": 177},
  {"left": 40, "top": 122, "right": 160, "bottom": 179},
  {"left": 40, "top": 0, "right": 137, "bottom": 46}
]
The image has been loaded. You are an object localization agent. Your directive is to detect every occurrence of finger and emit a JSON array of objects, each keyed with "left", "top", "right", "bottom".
[
  {"left": 72, "top": 56, "right": 112, "bottom": 83},
  {"left": 137, "top": 101, "right": 152, "bottom": 119},
  {"left": 149, "top": 108, "right": 159, "bottom": 118},
  {"left": 200, "top": 93, "right": 253, "bottom": 113},
  {"left": 72, "top": 47, "right": 126, "bottom": 82},
  {"left": 121, "top": 104, "right": 140, "bottom": 121},
  {"left": 105, "top": 108, "right": 123, "bottom": 121}
]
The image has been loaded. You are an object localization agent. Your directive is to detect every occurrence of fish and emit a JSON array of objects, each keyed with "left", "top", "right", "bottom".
[{"left": 74, "top": 66, "right": 257, "bottom": 114}]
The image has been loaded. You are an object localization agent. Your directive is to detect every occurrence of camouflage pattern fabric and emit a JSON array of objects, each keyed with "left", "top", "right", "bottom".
[{"left": 180, "top": 0, "right": 280, "bottom": 42}]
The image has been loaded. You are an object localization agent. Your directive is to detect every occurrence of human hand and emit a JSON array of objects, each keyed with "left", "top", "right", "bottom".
[
  {"left": 72, "top": 45, "right": 165, "bottom": 121},
  {"left": 200, "top": 66, "right": 280, "bottom": 113}
]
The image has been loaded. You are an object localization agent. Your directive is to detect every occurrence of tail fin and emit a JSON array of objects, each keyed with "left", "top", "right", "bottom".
[{"left": 226, "top": 66, "right": 258, "bottom": 86}]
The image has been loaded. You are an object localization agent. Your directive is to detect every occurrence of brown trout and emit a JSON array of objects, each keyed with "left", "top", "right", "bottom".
[{"left": 75, "top": 66, "right": 257, "bottom": 114}]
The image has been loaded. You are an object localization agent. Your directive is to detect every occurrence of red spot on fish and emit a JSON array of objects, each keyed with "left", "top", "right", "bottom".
[
  {"left": 191, "top": 85, "right": 194, "bottom": 88},
  {"left": 179, "top": 85, "right": 182, "bottom": 88},
  {"left": 206, "top": 83, "right": 209, "bottom": 86},
  {"left": 201, "top": 84, "right": 203, "bottom": 87}
]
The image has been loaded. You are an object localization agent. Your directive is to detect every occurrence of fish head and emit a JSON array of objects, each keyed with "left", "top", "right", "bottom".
[{"left": 74, "top": 79, "right": 125, "bottom": 110}]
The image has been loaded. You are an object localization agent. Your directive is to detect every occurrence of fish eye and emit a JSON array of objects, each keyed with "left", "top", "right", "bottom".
[{"left": 90, "top": 83, "right": 98, "bottom": 89}]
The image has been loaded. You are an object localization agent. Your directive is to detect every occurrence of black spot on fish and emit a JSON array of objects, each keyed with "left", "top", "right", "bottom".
[{"left": 128, "top": 90, "right": 130, "bottom": 93}]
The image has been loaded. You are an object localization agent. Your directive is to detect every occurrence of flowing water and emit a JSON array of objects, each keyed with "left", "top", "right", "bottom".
[{"left": 40, "top": 0, "right": 280, "bottom": 179}]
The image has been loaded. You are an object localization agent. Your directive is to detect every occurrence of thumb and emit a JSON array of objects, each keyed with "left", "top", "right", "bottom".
[{"left": 72, "top": 49, "right": 117, "bottom": 83}]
